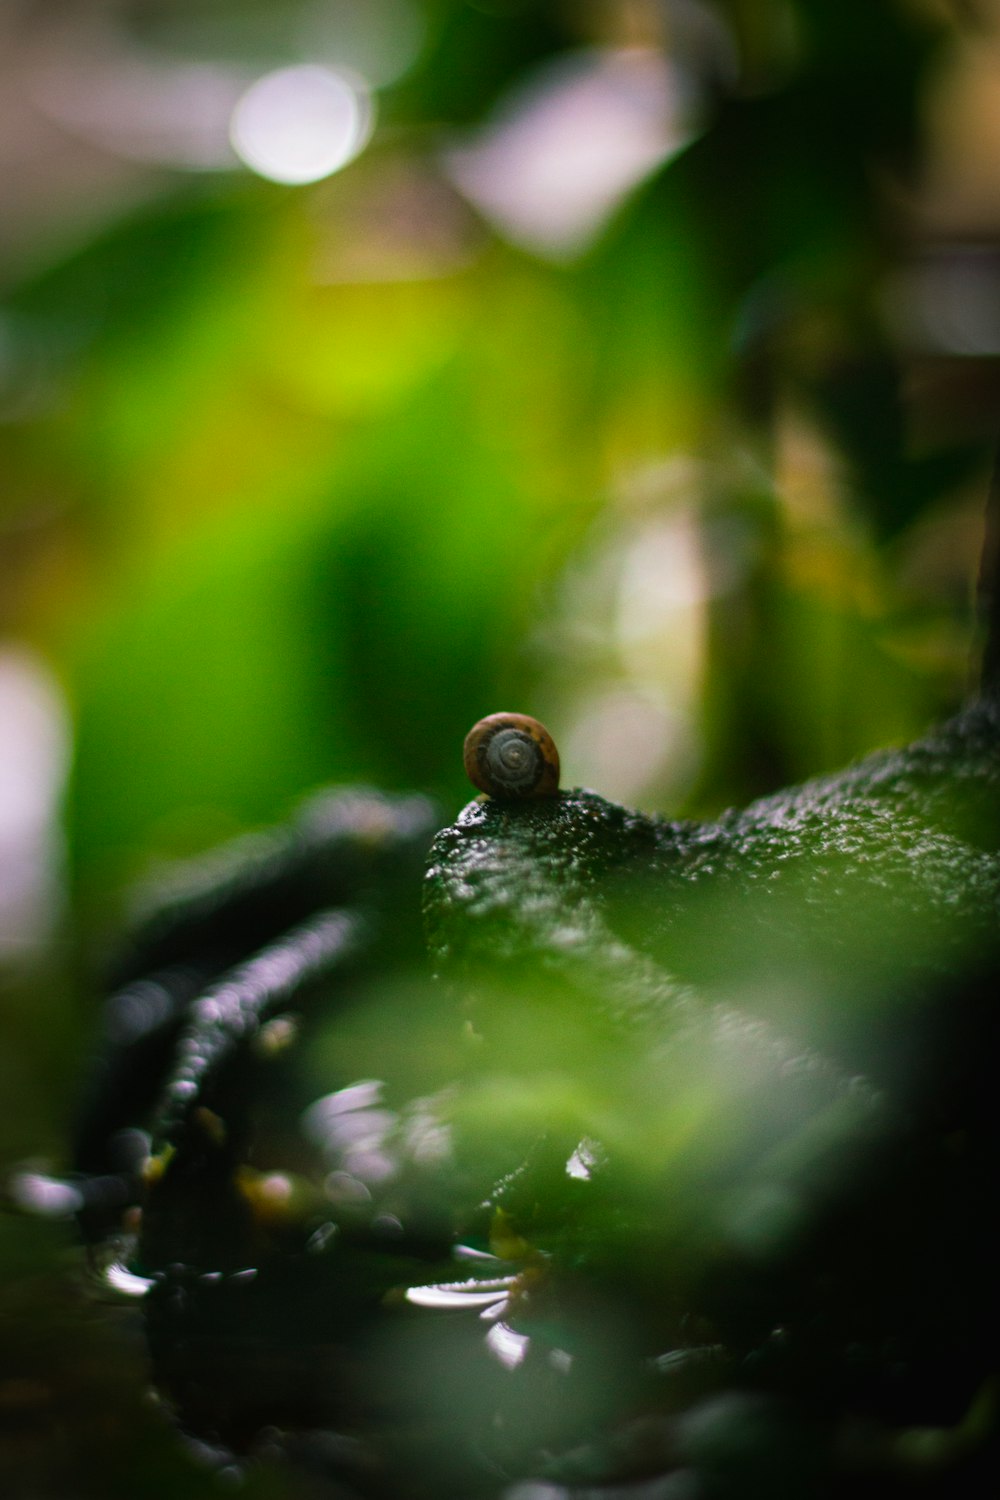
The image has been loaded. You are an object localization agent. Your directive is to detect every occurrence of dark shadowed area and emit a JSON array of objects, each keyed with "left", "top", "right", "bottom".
[{"left": 2, "top": 2, "right": 1000, "bottom": 1497}]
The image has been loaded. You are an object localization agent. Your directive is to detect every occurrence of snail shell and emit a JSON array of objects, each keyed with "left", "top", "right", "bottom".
[{"left": 463, "top": 713, "right": 560, "bottom": 799}]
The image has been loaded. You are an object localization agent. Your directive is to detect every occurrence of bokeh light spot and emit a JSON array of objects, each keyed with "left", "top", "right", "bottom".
[{"left": 230, "top": 64, "right": 374, "bottom": 185}]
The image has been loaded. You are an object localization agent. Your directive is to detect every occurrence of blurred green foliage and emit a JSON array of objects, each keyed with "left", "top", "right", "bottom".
[
  {"left": 0, "top": 0, "right": 990, "bottom": 898},
  {"left": 2, "top": 0, "right": 1000, "bottom": 1493}
]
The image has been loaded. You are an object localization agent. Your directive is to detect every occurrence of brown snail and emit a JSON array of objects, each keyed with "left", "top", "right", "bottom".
[{"left": 463, "top": 713, "right": 560, "bottom": 799}]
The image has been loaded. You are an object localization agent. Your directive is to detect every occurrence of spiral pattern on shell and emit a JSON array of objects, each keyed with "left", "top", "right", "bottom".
[{"left": 463, "top": 713, "right": 560, "bottom": 800}]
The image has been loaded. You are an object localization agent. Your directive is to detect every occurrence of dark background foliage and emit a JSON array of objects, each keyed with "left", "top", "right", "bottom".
[{"left": 2, "top": 1, "right": 999, "bottom": 1494}]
